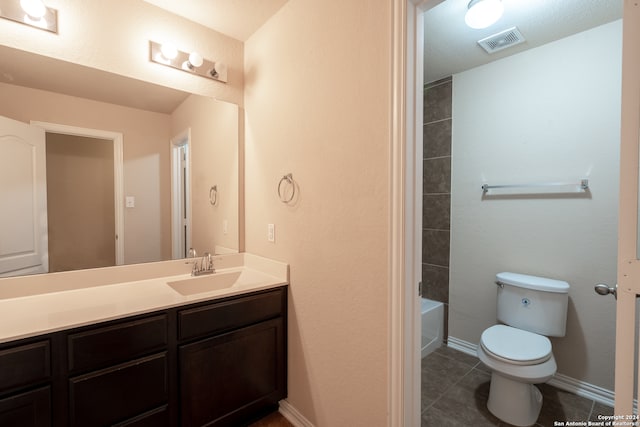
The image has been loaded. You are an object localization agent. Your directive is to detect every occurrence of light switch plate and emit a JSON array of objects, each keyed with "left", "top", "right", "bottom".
[{"left": 268, "top": 224, "right": 275, "bottom": 242}]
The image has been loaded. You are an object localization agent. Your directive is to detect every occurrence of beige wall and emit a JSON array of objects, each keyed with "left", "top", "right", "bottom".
[
  {"left": 0, "top": 82, "right": 173, "bottom": 264},
  {"left": 450, "top": 21, "right": 621, "bottom": 390},
  {"left": 0, "top": 0, "right": 243, "bottom": 106},
  {"left": 46, "top": 134, "right": 115, "bottom": 272},
  {"left": 171, "top": 95, "right": 240, "bottom": 254},
  {"left": 244, "top": 1, "right": 392, "bottom": 424}
]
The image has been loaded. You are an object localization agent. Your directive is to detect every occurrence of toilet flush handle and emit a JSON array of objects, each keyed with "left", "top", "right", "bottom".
[{"left": 594, "top": 283, "right": 617, "bottom": 299}]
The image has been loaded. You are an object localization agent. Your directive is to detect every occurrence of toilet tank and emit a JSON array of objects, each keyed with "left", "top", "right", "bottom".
[{"left": 496, "top": 272, "right": 570, "bottom": 337}]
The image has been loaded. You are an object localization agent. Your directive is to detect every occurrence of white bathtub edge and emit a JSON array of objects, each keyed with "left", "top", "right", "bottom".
[{"left": 421, "top": 298, "right": 444, "bottom": 358}]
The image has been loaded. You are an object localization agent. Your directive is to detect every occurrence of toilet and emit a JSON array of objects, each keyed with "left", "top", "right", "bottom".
[{"left": 477, "top": 272, "right": 570, "bottom": 427}]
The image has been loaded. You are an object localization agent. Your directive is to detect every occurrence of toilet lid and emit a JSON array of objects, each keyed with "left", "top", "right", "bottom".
[{"left": 481, "top": 325, "right": 552, "bottom": 365}]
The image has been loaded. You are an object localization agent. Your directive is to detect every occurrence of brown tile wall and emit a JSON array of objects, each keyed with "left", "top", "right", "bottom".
[{"left": 423, "top": 77, "right": 452, "bottom": 341}]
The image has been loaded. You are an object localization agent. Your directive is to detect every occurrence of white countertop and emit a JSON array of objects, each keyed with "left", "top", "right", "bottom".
[{"left": 0, "top": 253, "right": 288, "bottom": 344}]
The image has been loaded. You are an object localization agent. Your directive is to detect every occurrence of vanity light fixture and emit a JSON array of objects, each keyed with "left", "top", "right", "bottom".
[
  {"left": 0, "top": 0, "right": 58, "bottom": 33},
  {"left": 149, "top": 41, "right": 228, "bottom": 83},
  {"left": 465, "top": 0, "right": 504, "bottom": 29}
]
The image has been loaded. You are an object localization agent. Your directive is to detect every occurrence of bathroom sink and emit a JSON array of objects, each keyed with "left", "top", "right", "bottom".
[{"left": 167, "top": 271, "right": 242, "bottom": 296}]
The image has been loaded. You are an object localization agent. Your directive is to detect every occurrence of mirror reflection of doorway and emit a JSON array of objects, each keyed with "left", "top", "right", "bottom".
[
  {"left": 0, "top": 117, "right": 123, "bottom": 276},
  {"left": 34, "top": 121, "right": 125, "bottom": 272},
  {"left": 45, "top": 133, "right": 115, "bottom": 272},
  {"left": 171, "top": 129, "right": 192, "bottom": 259}
]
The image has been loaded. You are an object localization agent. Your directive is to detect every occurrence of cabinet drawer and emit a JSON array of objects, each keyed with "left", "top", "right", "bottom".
[
  {"left": 113, "top": 405, "right": 169, "bottom": 427},
  {"left": 69, "top": 352, "right": 168, "bottom": 427},
  {"left": 0, "top": 341, "right": 50, "bottom": 393},
  {"left": 68, "top": 314, "right": 167, "bottom": 372},
  {"left": 0, "top": 386, "right": 50, "bottom": 427},
  {"left": 179, "top": 288, "right": 285, "bottom": 341}
]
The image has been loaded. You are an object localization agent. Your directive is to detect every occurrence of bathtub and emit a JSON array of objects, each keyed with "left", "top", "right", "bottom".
[{"left": 421, "top": 298, "right": 444, "bottom": 358}]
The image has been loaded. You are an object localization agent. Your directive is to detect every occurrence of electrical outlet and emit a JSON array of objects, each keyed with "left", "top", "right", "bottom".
[
  {"left": 223, "top": 220, "right": 228, "bottom": 235},
  {"left": 267, "top": 224, "right": 275, "bottom": 242}
]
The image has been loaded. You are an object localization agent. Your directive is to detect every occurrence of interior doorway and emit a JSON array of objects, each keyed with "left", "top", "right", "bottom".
[{"left": 32, "top": 121, "right": 124, "bottom": 269}]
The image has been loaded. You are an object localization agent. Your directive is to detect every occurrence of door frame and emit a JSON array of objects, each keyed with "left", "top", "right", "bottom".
[
  {"left": 615, "top": 0, "right": 640, "bottom": 417},
  {"left": 170, "top": 128, "right": 192, "bottom": 260},
  {"left": 31, "top": 121, "right": 125, "bottom": 266},
  {"left": 389, "top": 0, "right": 443, "bottom": 425}
]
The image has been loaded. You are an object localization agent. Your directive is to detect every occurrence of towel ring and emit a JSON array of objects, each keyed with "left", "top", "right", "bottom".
[
  {"left": 278, "top": 173, "right": 295, "bottom": 204},
  {"left": 209, "top": 185, "right": 218, "bottom": 205}
]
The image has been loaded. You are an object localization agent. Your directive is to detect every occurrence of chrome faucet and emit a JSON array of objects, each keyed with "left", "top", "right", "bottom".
[
  {"left": 199, "top": 252, "right": 215, "bottom": 276},
  {"left": 186, "top": 248, "right": 215, "bottom": 276}
]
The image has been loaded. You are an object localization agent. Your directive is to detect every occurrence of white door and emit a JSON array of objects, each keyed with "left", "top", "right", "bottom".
[
  {"left": 613, "top": 0, "right": 640, "bottom": 417},
  {"left": 0, "top": 115, "right": 48, "bottom": 277}
]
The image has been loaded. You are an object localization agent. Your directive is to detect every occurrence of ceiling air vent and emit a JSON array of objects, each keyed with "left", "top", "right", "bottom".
[{"left": 478, "top": 27, "right": 526, "bottom": 54}]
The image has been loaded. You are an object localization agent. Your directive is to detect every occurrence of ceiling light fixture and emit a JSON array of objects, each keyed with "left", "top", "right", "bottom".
[
  {"left": 0, "top": 0, "right": 58, "bottom": 33},
  {"left": 465, "top": 0, "right": 504, "bottom": 30},
  {"left": 149, "top": 41, "right": 228, "bottom": 83}
]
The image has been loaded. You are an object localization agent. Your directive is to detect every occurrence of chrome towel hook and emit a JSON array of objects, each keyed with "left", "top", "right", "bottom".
[
  {"left": 278, "top": 173, "right": 295, "bottom": 204},
  {"left": 209, "top": 185, "right": 218, "bottom": 206}
]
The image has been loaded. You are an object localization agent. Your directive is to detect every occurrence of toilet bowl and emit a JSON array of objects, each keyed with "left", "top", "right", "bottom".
[
  {"left": 478, "top": 325, "right": 557, "bottom": 426},
  {"left": 478, "top": 273, "right": 570, "bottom": 427}
]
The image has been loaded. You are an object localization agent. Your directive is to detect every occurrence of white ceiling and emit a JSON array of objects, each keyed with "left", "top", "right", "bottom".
[
  {"left": 141, "top": 0, "right": 288, "bottom": 41},
  {"left": 424, "top": 0, "right": 622, "bottom": 83}
]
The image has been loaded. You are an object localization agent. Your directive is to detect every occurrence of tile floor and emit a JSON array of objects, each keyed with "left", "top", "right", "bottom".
[
  {"left": 422, "top": 346, "right": 614, "bottom": 427},
  {"left": 251, "top": 346, "right": 614, "bottom": 427}
]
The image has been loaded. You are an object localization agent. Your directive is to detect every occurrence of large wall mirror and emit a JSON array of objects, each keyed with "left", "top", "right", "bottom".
[{"left": 0, "top": 44, "right": 241, "bottom": 278}]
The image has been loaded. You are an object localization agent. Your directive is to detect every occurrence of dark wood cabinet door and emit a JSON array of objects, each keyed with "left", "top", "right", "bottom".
[
  {"left": 112, "top": 405, "right": 170, "bottom": 427},
  {"left": 0, "top": 386, "right": 50, "bottom": 427},
  {"left": 179, "top": 318, "right": 285, "bottom": 427},
  {"left": 0, "top": 341, "right": 50, "bottom": 393},
  {"left": 68, "top": 353, "right": 168, "bottom": 426}
]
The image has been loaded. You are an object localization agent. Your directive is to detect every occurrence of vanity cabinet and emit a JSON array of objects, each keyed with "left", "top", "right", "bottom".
[
  {"left": 0, "top": 340, "right": 51, "bottom": 427},
  {"left": 178, "top": 290, "right": 287, "bottom": 426},
  {"left": 0, "top": 386, "right": 51, "bottom": 427},
  {"left": 65, "top": 315, "right": 169, "bottom": 426},
  {"left": 0, "top": 285, "right": 287, "bottom": 427}
]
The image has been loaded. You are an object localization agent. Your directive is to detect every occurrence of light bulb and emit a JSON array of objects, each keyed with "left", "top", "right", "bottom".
[
  {"left": 160, "top": 43, "right": 178, "bottom": 61},
  {"left": 188, "top": 52, "right": 203, "bottom": 68},
  {"left": 20, "top": 0, "right": 46, "bottom": 19},
  {"left": 210, "top": 62, "right": 226, "bottom": 79},
  {"left": 465, "top": 0, "right": 504, "bottom": 30}
]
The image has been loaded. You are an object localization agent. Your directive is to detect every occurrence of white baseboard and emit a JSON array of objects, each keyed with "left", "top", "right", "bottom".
[
  {"left": 547, "top": 373, "right": 614, "bottom": 407},
  {"left": 445, "top": 336, "right": 615, "bottom": 408},
  {"left": 279, "top": 399, "right": 315, "bottom": 427},
  {"left": 446, "top": 336, "right": 477, "bottom": 356}
]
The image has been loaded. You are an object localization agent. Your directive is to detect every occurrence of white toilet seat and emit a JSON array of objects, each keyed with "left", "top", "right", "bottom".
[
  {"left": 478, "top": 324, "right": 557, "bottom": 384},
  {"left": 480, "top": 325, "right": 552, "bottom": 366}
]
